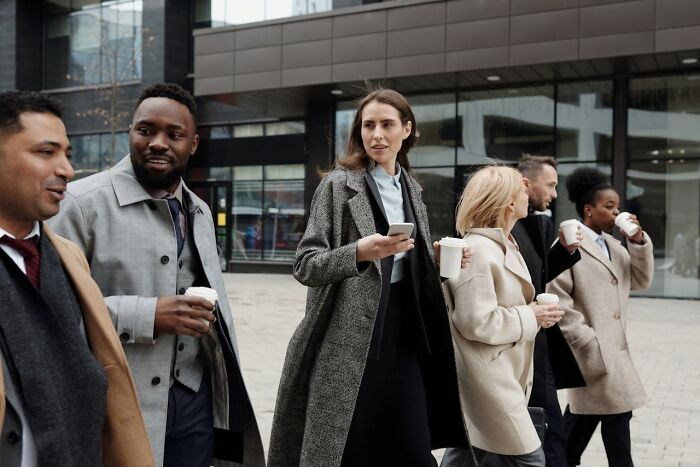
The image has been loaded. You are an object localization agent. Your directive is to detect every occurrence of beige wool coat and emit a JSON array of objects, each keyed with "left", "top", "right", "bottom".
[
  {"left": 546, "top": 231, "right": 653, "bottom": 415},
  {"left": 443, "top": 228, "right": 541, "bottom": 456}
]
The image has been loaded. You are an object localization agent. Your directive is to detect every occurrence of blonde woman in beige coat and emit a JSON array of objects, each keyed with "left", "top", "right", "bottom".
[
  {"left": 443, "top": 166, "right": 565, "bottom": 467},
  {"left": 546, "top": 167, "right": 653, "bottom": 467}
]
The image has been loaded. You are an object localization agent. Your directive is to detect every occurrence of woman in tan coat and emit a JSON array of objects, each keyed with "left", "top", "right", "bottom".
[
  {"left": 443, "top": 166, "right": 564, "bottom": 467},
  {"left": 546, "top": 167, "right": 653, "bottom": 467}
]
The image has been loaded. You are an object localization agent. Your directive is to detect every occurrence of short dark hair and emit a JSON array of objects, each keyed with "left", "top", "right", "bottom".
[
  {"left": 0, "top": 90, "right": 63, "bottom": 137},
  {"left": 517, "top": 154, "right": 558, "bottom": 179},
  {"left": 134, "top": 83, "right": 197, "bottom": 122}
]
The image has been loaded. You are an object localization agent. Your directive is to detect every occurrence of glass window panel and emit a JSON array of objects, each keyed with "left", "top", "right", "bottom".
[
  {"left": 457, "top": 85, "right": 555, "bottom": 165},
  {"left": 233, "top": 124, "right": 264, "bottom": 138},
  {"left": 265, "top": 121, "right": 305, "bottom": 136},
  {"left": 231, "top": 180, "right": 262, "bottom": 260},
  {"left": 553, "top": 162, "right": 613, "bottom": 225},
  {"left": 627, "top": 160, "right": 700, "bottom": 299},
  {"left": 629, "top": 75, "right": 700, "bottom": 161},
  {"left": 334, "top": 101, "right": 356, "bottom": 159},
  {"left": 408, "top": 93, "right": 456, "bottom": 167},
  {"left": 209, "top": 167, "right": 233, "bottom": 181},
  {"left": 264, "top": 164, "right": 305, "bottom": 180},
  {"left": 46, "top": 0, "right": 71, "bottom": 15},
  {"left": 263, "top": 179, "right": 305, "bottom": 262},
  {"left": 233, "top": 165, "right": 263, "bottom": 180},
  {"left": 70, "top": 134, "right": 102, "bottom": 180},
  {"left": 44, "top": 16, "right": 71, "bottom": 88},
  {"left": 413, "top": 167, "right": 456, "bottom": 242},
  {"left": 556, "top": 81, "right": 613, "bottom": 162},
  {"left": 210, "top": 125, "right": 233, "bottom": 139}
]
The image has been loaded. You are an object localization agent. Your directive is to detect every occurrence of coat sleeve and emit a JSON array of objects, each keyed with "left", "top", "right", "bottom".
[
  {"left": 50, "top": 193, "right": 157, "bottom": 345},
  {"left": 546, "top": 267, "right": 607, "bottom": 379},
  {"left": 628, "top": 232, "right": 654, "bottom": 291},
  {"left": 293, "top": 175, "right": 365, "bottom": 287},
  {"left": 546, "top": 240, "right": 581, "bottom": 283},
  {"left": 448, "top": 257, "right": 538, "bottom": 346}
]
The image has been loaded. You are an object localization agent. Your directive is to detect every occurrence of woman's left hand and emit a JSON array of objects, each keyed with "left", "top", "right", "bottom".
[
  {"left": 433, "top": 242, "right": 473, "bottom": 269},
  {"left": 624, "top": 214, "right": 645, "bottom": 244}
]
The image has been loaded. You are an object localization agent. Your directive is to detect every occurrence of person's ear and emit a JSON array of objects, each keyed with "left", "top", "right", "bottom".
[
  {"left": 522, "top": 177, "right": 531, "bottom": 189},
  {"left": 190, "top": 134, "right": 199, "bottom": 156},
  {"left": 402, "top": 121, "right": 412, "bottom": 140}
]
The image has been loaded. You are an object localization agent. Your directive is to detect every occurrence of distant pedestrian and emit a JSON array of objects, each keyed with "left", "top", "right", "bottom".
[
  {"left": 442, "top": 165, "right": 564, "bottom": 467},
  {"left": 547, "top": 167, "right": 654, "bottom": 467},
  {"left": 268, "top": 88, "right": 474, "bottom": 466}
]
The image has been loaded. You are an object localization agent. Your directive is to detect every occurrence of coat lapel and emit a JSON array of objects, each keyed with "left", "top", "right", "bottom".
[
  {"left": 346, "top": 170, "right": 377, "bottom": 239},
  {"left": 603, "top": 232, "right": 625, "bottom": 279},
  {"left": 580, "top": 234, "right": 619, "bottom": 280},
  {"left": 363, "top": 173, "right": 389, "bottom": 228}
]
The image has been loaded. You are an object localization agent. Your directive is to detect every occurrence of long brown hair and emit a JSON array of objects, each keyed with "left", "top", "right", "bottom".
[{"left": 336, "top": 87, "right": 418, "bottom": 173}]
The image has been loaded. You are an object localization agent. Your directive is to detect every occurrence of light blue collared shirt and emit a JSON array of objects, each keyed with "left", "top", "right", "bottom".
[
  {"left": 370, "top": 163, "right": 406, "bottom": 283},
  {"left": 581, "top": 222, "right": 610, "bottom": 260}
]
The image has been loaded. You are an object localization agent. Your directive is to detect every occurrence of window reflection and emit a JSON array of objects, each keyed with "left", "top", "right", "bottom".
[
  {"left": 409, "top": 94, "right": 456, "bottom": 167},
  {"left": 628, "top": 75, "right": 700, "bottom": 298},
  {"left": 413, "top": 167, "right": 456, "bottom": 241},
  {"left": 70, "top": 131, "right": 128, "bottom": 179},
  {"left": 556, "top": 81, "right": 613, "bottom": 162},
  {"left": 458, "top": 86, "right": 555, "bottom": 164},
  {"left": 44, "top": 0, "right": 142, "bottom": 89},
  {"left": 192, "top": 0, "right": 341, "bottom": 28}
]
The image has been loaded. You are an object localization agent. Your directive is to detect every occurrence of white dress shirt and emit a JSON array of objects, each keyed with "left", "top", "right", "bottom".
[{"left": 580, "top": 222, "right": 611, "bottom": 260}]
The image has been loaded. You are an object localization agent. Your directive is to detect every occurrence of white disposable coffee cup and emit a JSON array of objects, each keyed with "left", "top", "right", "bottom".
[
  {"left": 185, "top": 286, "right": 217, "bottom": 325},
  {"left": 559, "top": 219, "right": 579, "bottom": 245},
  {"left": 439, "top": 237, "right": 466, "bottom": 279},
  {"left": 536, "top": 293, "right": 559, "bottom": 304},
  {"left": 615, "top": 212, "right": 640, "bottom": 237}
]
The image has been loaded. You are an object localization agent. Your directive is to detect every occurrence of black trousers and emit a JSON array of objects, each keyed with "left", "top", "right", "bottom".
[
  {"left": 564, "top": 406, "right": 633, "bottom": 467},
  {"left": 164, "top": 372, "right": 215, "bottom": 467},
  {"left": 341, "top": 280, "right": 436, "bottom": 467}
]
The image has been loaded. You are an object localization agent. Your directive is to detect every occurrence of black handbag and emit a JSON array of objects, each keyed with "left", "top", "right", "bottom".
[{"left": 528, "top": 407, "right": 547, "bottom": 442}]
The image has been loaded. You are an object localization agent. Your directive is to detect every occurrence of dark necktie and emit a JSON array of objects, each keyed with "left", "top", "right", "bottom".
[
  {"left": 0, "top": 235, "right": 41, "bottom": 288},
  {"left": 166, "top": 197, "right": 184, "bottom": 256}
]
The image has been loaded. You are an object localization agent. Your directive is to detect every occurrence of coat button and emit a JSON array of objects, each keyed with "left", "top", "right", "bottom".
[
  {"left": 119, "top": 332, "right": 130, "bottom": 342},
  {"left": 178, "top": 343, "right": 185, "bottom": 351},
  {"left": 178, "top": 260, "right": 183, "bottom": 269},
  {"left": 161, "top": 255, "right": 169, "bottom": 264},
  {"left": 7, "top": 430, "right": 20, "bottom": 444},
  {"left": 179, "top": 287, "right": 186, "bottom": 295},
  {"left": 613, "top": 314, "right": 621, "bottom": 319},
  {"left": 175, "top": 369, "right": 180, "bottom": 377},
  {"left": 151, "top": 377, "right": 161, "bottom": 386},
  {"left": 611, "top": 278, "right": 618, "bottom": 285}
]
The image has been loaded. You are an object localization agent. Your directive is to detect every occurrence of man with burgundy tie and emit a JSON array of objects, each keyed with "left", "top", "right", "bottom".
[
  {"left": 0, "top": 91, "right": 153, "bottom": 466},
  {"left": 50, "top": 83, "right": 264, "bottom": 467}
]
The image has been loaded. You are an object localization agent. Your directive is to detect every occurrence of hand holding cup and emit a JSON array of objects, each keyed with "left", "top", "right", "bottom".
[
  {"left": 532, "top": 293, "right": 564, "bottom": 328},
  {"left": 615, "top": 212, "right": 644, "bottom": 244}
]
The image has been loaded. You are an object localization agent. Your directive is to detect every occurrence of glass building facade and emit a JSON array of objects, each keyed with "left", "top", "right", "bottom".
[{"left": 335, "top": 76, "right": 700, "bottom": 298}]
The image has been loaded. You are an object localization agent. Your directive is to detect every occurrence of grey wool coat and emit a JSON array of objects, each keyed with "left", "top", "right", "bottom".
[
  {"left": 48, "top": 156, "right": 264, "bottom": 467},
  {"left": 267, "top": 167, "right": 469, "bottom": 467},
  {"left": 546, "top": 231, "right": 654, "bottom": 415}
]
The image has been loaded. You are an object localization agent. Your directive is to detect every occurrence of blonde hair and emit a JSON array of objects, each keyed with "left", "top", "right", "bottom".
[{"left": 455, "top": 165, "right": 524, "bottom": 235}]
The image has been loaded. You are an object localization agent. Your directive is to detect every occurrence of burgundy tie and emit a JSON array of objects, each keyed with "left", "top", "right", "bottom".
[{"left": 0, "top": 235, "right": 40, "bottom": 288}]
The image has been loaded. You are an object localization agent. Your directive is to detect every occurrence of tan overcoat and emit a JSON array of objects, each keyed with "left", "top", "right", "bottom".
[
  {"left": 546, "top": 231, "right": 653, "bottom": 415},
  {"left": 0, "top": 226, "right": 154, "bottom": 466},
  {"left": 443, "top": 228, "right": 541, "bottom": 456}
]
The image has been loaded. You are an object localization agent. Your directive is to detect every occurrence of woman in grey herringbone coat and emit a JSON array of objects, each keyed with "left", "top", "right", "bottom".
[{"left": 268, "top": 89, "right": 474, "bottom": 467}]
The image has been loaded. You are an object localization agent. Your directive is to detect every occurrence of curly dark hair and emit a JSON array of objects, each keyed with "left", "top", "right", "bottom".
[
  {"left": 0, "top": 90, "right": 63, "bottom": 136},
  {"left": 565, "top": 167, "right": 613, "bottom": 217},
  {"left": 135, "top": 83, "right": 197, "bottom": 122}
]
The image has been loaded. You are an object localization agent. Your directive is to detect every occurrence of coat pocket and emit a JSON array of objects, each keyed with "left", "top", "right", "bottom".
[{"left": 573, "top": 336, "right": 607, "bottom": 383}]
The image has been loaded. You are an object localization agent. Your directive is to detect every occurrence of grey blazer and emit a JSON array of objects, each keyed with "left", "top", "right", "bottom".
[
  {"left": 268, "top": 167, "right": 469, "bottom": 466},
  {"left": 49, "top": 156, "right": 264, "bottom": 467}
]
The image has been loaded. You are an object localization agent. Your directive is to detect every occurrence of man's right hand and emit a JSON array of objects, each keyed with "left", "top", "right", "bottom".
[{"left": 153, "top": 295, "right": 216, "bottom": 338}]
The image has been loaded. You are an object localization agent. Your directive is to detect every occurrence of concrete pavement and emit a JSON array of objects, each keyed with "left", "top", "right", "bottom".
[{"left": 223, "top": 273, "right": 700, "bottom": 466}]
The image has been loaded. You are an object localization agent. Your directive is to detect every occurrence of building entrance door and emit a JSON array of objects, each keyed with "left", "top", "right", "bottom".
[{"left": 188, "top": 181, "right": 231, "bottom": 271}]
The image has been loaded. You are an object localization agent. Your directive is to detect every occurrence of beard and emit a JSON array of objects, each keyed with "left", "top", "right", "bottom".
[{"left": 131, "top": 154, "right": 186, "bottom": 191}]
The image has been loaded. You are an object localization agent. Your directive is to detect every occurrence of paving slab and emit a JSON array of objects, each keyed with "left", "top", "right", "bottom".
[{"left": 223, "top": 273, "right": 700, "bottom": 466}]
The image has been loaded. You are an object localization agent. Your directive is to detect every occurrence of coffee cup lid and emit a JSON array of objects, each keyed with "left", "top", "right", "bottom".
[
  {"left": 560, "top": 219, "right": 578, "bottom": 227},
  {"left": 536, "top": 293, "right": 559, "bottom": 303},
  {"left": 440, "top": 237, "right": 466, "bottom": 247},
  {"left": 185, "top": 286, "right": 218, "bottom": 300}
]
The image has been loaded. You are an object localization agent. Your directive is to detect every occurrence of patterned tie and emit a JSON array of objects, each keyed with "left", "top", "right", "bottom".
[
  {"left": 166, "top": 197, "right": 184, "bottom": 256},
  {"left": 0, "top": 235, "right": 40, "bottom": 288}
]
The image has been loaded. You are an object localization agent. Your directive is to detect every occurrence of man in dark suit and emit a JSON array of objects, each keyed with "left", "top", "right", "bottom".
[{"left": 512, "top": 154, "right": 586, "bottom": 467}]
